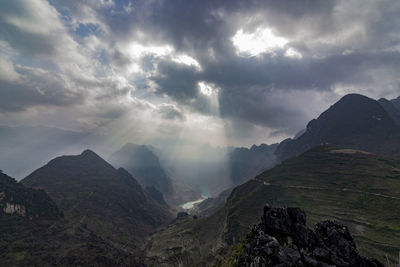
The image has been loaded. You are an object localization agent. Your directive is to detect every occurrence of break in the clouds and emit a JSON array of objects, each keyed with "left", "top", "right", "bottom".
[{"left": 1, "top": 0, "right": 400, "bottom": 146}]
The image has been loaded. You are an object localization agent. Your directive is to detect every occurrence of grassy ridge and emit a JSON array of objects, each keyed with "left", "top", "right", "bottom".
[{"left": 223, "top": 146, "right": 400, "bottom": 263}]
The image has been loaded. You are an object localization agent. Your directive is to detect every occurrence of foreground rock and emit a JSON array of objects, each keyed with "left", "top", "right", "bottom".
[{"left": 237, "top": 205, "right": 384, "bottom": 267}]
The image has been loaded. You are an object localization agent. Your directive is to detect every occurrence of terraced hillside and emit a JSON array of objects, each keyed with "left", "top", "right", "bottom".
[
  {"left": 145, "top": 146, "right": 400, "bottom": 265},
  {"left": 224, "top": 146, "right": 400, "bottom": 263}
]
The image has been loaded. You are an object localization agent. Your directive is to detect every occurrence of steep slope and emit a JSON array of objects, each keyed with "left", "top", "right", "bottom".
[
  {"left": 391, "top": 96, "right": 400, "bottom": 111},
  {"left": 192, "top": 188, "right": 232, "bottom": 216},
  {"left": 145, "top": 186, "right": 169, "bottom": 208},
  {"left": 276, "top": 94, "right": 400, "bottom": 161},
  {"left": 109, "top": 143, "right": 174, "bottom": 200},
  {"left": 0, "top": 170, "right": 62, "bottom": 219},
  {"left": 378, "top": 98, "right": 400, "bottom": 125},
  {"left": 229, "top": 143, "right": 278, "bottom": 186},
  {"left": 223, "top": 146, "right": 400, "bottom": 264},
  {"left": 145, "top": 146, "right": 400, "bottom": 265},
  {"left": 22, "top": 150, "right": 172, "bottom": 249}
]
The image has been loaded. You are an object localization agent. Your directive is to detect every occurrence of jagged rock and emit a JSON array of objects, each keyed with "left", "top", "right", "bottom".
[{"left": 237, "top": 205, "right": 384, "bottom": 267}]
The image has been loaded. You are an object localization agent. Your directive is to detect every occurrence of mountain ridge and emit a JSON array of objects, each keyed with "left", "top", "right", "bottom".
[
  {"left": 275, "top": 93, "right": 400, "bottom": 161},
  {"left": 22, "top": 149, "right": 172, "bottom": 248}
]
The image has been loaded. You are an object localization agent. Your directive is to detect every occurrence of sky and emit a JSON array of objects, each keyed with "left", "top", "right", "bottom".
[{"left": 1, "top": 0, "right": 400, "bottom": 147}]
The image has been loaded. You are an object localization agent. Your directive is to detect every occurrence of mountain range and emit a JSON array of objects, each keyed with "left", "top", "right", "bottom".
[
  {"left": 1, "top": 93, "right": 400, "bottom": 266},
  {"left": 145, "top": 146, "right": 400, "bottom": 265}
]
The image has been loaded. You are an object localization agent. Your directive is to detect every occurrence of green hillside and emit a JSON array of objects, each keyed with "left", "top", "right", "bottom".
[
  {"left": 145, "top": 146, "right": 400, "bottom": 265},
  {"left": 224, "top": 146, "right": 400, "bottom": 263}
]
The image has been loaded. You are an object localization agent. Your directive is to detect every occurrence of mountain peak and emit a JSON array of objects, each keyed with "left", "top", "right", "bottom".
[
  {"left": 79, "top": 149, "right": 104, "bottom": 160},
  {"left": 21, "top": 150, "right": 172, "bottom": 246},
  {"left": 275, "top": 93, "right": 398, "bottom": 161},
  {"left": 81, "top": 149, "right": 96, "bottom": 155},
  {"left": 340, "top": 93, "right": 371, "bottom": 101}
]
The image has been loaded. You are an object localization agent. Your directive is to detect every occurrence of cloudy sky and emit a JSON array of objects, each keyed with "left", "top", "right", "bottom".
[{"left": 1, "top": 0, "right": 400, "bottom": 147}]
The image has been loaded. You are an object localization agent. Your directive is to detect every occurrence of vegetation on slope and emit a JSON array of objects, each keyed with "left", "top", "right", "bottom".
[
  {"left": 146, "top": 146, "right": 400, "bottom": 265},
  {"left": 224, "top": 146, "right": 400, "bottom": 264}
]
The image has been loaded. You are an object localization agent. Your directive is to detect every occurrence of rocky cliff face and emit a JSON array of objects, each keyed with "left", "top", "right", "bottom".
[
  {"left": 237, "top": 205, "right": 384, "bottom": 267},
  {"left": 0, "top": 170, "right": 62, "bottom": 219}
]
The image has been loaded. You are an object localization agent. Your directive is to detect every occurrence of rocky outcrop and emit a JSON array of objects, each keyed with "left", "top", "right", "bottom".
[
  {"left": 3, "top": 202, "right": 26, "bottom": 216},
  {"left": 237, "top": 205, "right": 384, "bottom": 267},
  {"left": 0, "top": 171, "right": 62, "bottom": 219}
]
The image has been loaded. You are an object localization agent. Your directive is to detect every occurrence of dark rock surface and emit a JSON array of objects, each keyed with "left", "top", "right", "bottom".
[{"left": 237, "top": 205, "right": 384, "bottom": 267}]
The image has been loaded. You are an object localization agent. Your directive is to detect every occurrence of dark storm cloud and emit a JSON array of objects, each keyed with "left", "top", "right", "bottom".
[
  {"left": 2, "top": 0, "right": 400, "bottom": 140},
  {"left": 116, "top": 0, "right": 400, "bottom": 135},
  {"left": 103, "top": 0, "right": 336, "bottom": 47},
  {"left": 147, "top": 49, "right": 400, "bottom": 131},
  {"left": 151, "top": 59, "right": 200, "bottom": 101}
]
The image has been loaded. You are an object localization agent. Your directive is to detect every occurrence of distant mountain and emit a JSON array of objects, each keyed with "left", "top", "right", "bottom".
[
  {"left": 22, "top": 149, "right": 172, "bottom": 248},
  {"left": 229, "top": 143, "right": 278, "bottom": 186},
  {"left": 109, "top": 143, "right": 173, "bottom": 199},
  {"left": 145, "top": 146, "right": 400, "bottom": 265},
  {"left": 110, "top": 143, "right": 201, "bottom": 205},
  {"left": 275, "top": 94, "right": 400, "bottom": 161}
]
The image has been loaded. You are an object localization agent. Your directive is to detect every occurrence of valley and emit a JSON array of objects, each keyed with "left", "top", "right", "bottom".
[{"left": 1, "top": 93, "right": 400, "bottom": 266}]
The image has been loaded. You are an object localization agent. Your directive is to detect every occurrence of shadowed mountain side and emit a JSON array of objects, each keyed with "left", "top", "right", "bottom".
[
  {"left": 192, "top": 188, "right": 232, "bottom": 216},
  {"left": 276, "top": 94, "right": 400, "bottom": 161},
  {"left": 229, "top": 143, "right": 278, "bottom": 186},
  {"left": 0, "top": 171, "right": 143, "bottom": 266},
  {"left": 22, "top": 149, "right": 172, "bottom": 249},
  {"left": 145, "top": 186, "right": 169, "bottom": 208},
  {"left": 391, "top": 96, "right": 400, "bottom": 111},
  {"left": 0, "top": 171, "right": 62, "bottom": 219},
  {"left": 379, "top": 98, "right": 400, "bottom": 125},
  {"left": 145, "top": 146, "right": 400, "bottom": 265}
]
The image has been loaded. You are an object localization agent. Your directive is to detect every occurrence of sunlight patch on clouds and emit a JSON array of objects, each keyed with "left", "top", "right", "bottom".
[
  {"left": 198, "top": 81, "right": 219, "bottom": 96},
  {"left": 124, "top": 42, "right": 202, "bottom": 73},
  {"left": 0, "top": 58, "right": 19, "bottom": 82},
  {"left": 284, "top": 48, "right": 303, "bottom": 59},
  {"left": 232, "top": 27, "right": 288, "bottom": 57},
  {"left": 172, "top": 55, "right": 201, "bottom": 70},
  {"left": 127, "top": 43, "right": 173, "bottom": 59}
]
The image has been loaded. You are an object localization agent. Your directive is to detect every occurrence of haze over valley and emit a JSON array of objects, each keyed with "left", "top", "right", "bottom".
[{"left": 1, "top": 0, "right": 400, "bottom": 266}]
